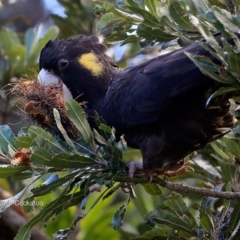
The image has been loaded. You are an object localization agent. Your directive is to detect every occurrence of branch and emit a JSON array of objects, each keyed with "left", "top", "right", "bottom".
[
  {"left": 155, "top": 177, "right": 240, "bottom": 199},
  {"left": 114, "top": 175, "right": 240, "bottom": 199}
]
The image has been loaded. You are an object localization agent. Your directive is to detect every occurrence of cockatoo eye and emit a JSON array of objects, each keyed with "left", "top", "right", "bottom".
[{"left": 58, "top": 58, "right": 69, "bottom": 70}]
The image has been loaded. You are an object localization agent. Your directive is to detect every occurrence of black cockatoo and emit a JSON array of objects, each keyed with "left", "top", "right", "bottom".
[{"left": 38, "top": 35, "right": 237, "bottom": 177}]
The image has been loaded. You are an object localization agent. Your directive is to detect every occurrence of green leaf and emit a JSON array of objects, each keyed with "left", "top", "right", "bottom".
[
  {"left": 53, "top": 108, "right": 76, "bottom": 151},
  {"left": 228, "top": 198, "right": 240, "bottom": 233},
  {"left": 185, "top": 52, "right": 228, "bottom": 84},
  {"left": 142, "top": 182, "right": 163, "bottom": 195},
  {"left": 97, "top": 12, "right": 119, "bottom": 31},
  {"left": 145, "top": 0, "right": 157, "bottom": 18},
  {"left": 137, "top": 24, "right": 176, "bottom": 42},
  {"left": 24, "top": 28, "right": 36, "bottom": 60},
  {"left": 228, "top": 52, "right": 240, "bottom": 74},
  {"left": 103, "top": 2, "right": 143, "bottom": 22},
  {"left": 30, "top": 147, "right": 54, "bottom": 166},
  {"left": 211, "top": 6, "right": 240, "bottom": 34},
  {"left": 27, "top": 26, "right": 59, "bottom": 64},
  {"left": 0, "top": 164, "right": 29, "bottom": 178},
  {"left": 125, "top": 0, "right": 141, "bottom": 8},
  {"left": 15, "top": 135, "right": 31, "bottom": 148},
  {"left": 141, "top": 227, "right": 171, "bottom": 238},
  {"left": 11, "top": 171, "right": 32, "bottom": 181},
  {"left": 50, "top": 152, "right": 96, "bottom": 168},
  {"left": 169, "top": 1, "right": 195, "bottom": 31},
  {"left": 192, "top": 0, "right": 210, "bottom": 15},
  {"left": 30, "top": 147, "right": 95, "bottom": 168},
  {"left": 222, "top": 138, "right": 240, "bottom": 159},
  {"left": 126, "top": 6, "right": 159, "bottom": 27},
  {"left": 65, "top": 99, "right": 93, "bottom": 149},
  {"left": 0, "top": 29, "right": 21, "bottom": 65},
  {"left": 160, "top": 15, "right": 179, "bottom": 33},
  {"left": 93, "top": 129, "right": 107, "bottom": 146},
  {"left": 193, "top": 21, "right": 224, "bottom": 57},
  {"left": 121, "top": 35, "right": 140, "bottom": 45},
  {"left": 0, "top": 125, "right": 16, "bottom": 154},
  {"left": 31, "top": 171, "right": 80, "bottom": 197},
  {"left": 98, "top": 124, "right": 112, "bottom": 140},
  {"left": 199, "top": 196, "right": 215, "bottom": 231},
  {"left": 164, "top": 192, "right": 196, "bottom": 227},
  {"left": 229, "top": 219, "right": 240, "bottom": 240},
  {"left": 145, "top": 207, "right": 192, "bottom": 234},
  {"left": 14, "top": 183, "right": 82, "bottom": 240},
  {"left": 112, "top": 204, "right": 127, "bottom": 230},
  {"left": 206, "top": 87, "right": 239, "bottom": 106},
  {"left": 28, "top": 126, "right": 62, "bottom": 152}
]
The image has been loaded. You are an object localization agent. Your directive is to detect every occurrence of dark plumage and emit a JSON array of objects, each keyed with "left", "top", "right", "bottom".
[{"left": 38, "top": 35, "right": 236, "bottom": 176}]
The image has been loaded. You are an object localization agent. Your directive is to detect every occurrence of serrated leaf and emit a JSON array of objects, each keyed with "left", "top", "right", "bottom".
[
  {"left": 65, "top": 100, "right": 93, "bottom": 149},
  {"left": 51, "top": 153, "right": 96, "bottom": 168},
  {"left": 99, "top": 124, "right": 112, "bottom": 140},
  {"left": 126, "top": 6, "right": 159, "bottom": 27},
  {"left": 0, "top": 125, "right": 16, "bottom": 154},
  {"left": 169, "top": 1, "right": 195, "bottom": 31},
  {"left": 30, "top": 147, "right": 54, "bottom": 166},
  {"left": 15, "top": 135, "right": 31, "bottom": 148},
  {"left": 53, "top": 108, "right": 77, "bottom": 151},
  {"left": 31, "top": 147, "right": 95, "bottom": 168},
  {"left": 211, "top": 6, "right": 240, "bottom": 34},
  {"left": 185, "top": 52, "right": 228, "bottom": 84},
  {"left": 0, "top": 164, "right": 29, "bottom": 178},
  {"left": 142, "top": 182, "right": 163, "bottom": 195},
  {"left": 11, "top": 171, "right": 32, "bottom": 181},
  {"left": 145, "top": 207, "right": 192, "bottom": 234},
  {"left": 28, "top": 126, "right": 62, "bottom": 152},
  {"left": 192, "top": 21, "right": 224, "bottom": 57},
  {"left": 112, "top": 204, "right": 127, "bottom": 230},
  {"left": 137, "top": 24, "right": 176, "bottom": 42},
  {"left": 31, "top": 171, "right": 79, "bottom": 197},
  {"left": 164, "top": 192, "right": 196, "bottom": 227}
]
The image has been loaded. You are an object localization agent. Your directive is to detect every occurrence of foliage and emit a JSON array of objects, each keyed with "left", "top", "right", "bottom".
[
  {"left": 51, "top": 0, "right": 97, "bottom": 38},
  {"left": 1, "top": 0, "right": 240, "bottom": 240},
  {"left": 0, "top": 26, "right": 59, "bottom": 85}
]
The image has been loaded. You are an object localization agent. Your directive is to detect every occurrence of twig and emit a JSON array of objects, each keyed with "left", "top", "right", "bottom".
[{"left": 154, "top": 177, "right": 240, "bottom": 199}]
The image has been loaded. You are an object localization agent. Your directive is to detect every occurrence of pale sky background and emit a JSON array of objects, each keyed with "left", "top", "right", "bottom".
[{"left": 44, "top": 0, "right": 66, "bottom": 17}]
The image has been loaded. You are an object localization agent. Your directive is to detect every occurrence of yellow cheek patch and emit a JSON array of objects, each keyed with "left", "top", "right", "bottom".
[{"left": 78, "top": 52, "right": 104, "bottom": 77}]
